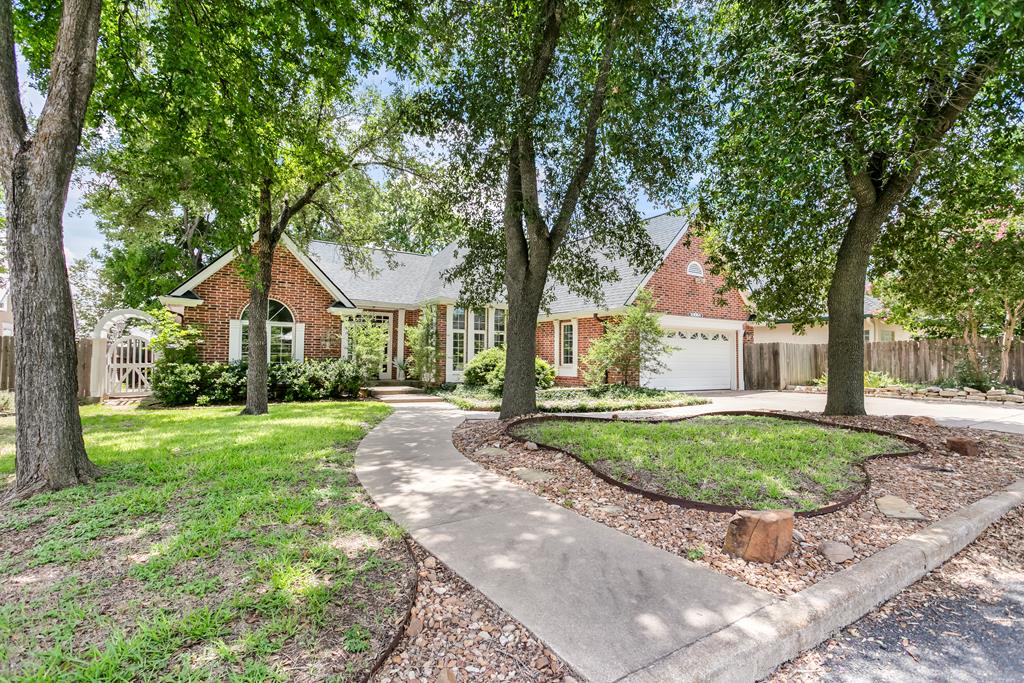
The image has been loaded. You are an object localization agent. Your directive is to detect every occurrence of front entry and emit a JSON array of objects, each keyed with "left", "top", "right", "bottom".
[{"left": 342, "top": 313, "right": 393, "bottom": 380}]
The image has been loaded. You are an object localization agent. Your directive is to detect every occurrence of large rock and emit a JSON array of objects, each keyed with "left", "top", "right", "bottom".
[
  {"left": 909, "top": 416, "right": 937, "bottom": 427},
  {"left": 946, "top": 436, "right": 981, "bottom": 457},
  {"left": 722, "top": 509, "right": 794, "bottom": 564},
  {"left": 875, "top": 495, "right": 926, "bottom": 520},
  {"left": 939, "top": 388, "right": 958, "bottom": 398}
]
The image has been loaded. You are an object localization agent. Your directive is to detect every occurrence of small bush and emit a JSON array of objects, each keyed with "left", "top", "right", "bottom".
[
  {"left": 955, "top": 357, "right": 996, "bottom": 392},
  {"left": 463, "top": 346, "right": 505, "bottom": 386},
  {"left": 152, "top": 359, "right": 363, "bottom": 406},
  {"left": 0, "top": 390, "right": 14, "bottom": 413},
  {"left": 812, "top": 370, "right": 907, "bottom": 389},
  {"left": 485, "top": 354, "right": 555, "bottom": 392}
]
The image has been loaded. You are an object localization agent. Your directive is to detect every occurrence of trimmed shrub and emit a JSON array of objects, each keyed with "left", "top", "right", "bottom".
[
  {"left": 152, "top": 359, "right": 363, "bottom": 406},
  {"left": 485, "top": 355, "right": 556, "bottom": 393},
  {"left": 463, "top": 346, "right": 505, "bottom": 386}
]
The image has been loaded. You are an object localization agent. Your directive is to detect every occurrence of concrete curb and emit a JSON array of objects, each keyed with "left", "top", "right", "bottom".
[{"left": 620, "top": 478, "right": 1024, "bottom": 683}]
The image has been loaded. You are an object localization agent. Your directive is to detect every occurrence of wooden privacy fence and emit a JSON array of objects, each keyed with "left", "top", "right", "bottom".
[
  {"left": 745, "top": 338, "right": 1024, "bottom": 391},
  {"left": 0, "top": 337, "right": 95, "bottom": 397}
]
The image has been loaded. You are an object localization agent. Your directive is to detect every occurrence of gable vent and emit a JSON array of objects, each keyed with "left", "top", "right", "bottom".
[{"left": 686, "top": 261, "right": 705, "bottom": 277}]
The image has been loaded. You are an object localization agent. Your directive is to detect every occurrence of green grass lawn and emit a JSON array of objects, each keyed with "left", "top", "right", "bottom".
[
  {"left": 0, "top": 401, "right": 413, "bottom": 682},
  {"left": 432, "top": 384, "right": 709, "bottom": 412},
  {"left": 513, "top": 415, "right": 911, "bottom": 511}
]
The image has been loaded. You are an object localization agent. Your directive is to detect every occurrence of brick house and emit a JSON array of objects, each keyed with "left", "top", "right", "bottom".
[{"left": 159, "top": 213, "right": 752, "bottom": 390}]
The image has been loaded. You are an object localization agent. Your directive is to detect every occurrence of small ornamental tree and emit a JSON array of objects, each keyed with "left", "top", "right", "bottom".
[
  {"left": 345, "top": 320, "right": 389, "bottom": 387},
  {"left": 582, "top": 290, "right": 671, "bottom": 387},
  {"left": 404, "top": 305, "right": 438, "bottom": 385}
]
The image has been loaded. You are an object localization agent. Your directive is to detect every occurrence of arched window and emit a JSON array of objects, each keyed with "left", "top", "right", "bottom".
[
  {"left": 240, "top": 300, "right": 296, "bottom": 363},
  {"left": 686, "top": 261, "right": 705, "bottom": 278}
]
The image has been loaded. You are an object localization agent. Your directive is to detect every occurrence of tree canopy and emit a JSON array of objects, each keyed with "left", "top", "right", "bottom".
[
  {"left": 696, "top": 0, "right": 1024, "bottom": 413},
  {"left": 417, "top": 0, "right": 708, "bottom": 416}
]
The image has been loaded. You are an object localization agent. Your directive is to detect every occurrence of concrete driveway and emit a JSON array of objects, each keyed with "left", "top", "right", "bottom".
[{"left": 603, "top": 390, "right": 1024, "bottom": 435}]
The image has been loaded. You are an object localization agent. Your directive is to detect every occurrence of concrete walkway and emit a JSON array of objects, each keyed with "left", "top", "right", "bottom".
[
  {"left": 355, "top": 405, "right": 775, "bottom": 683},
  {"left": 601, "top": 390, "right": 1024, "bottom": 435}
]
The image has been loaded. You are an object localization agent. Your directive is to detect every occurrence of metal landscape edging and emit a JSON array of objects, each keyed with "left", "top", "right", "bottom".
[{"left": 504, "top": 410, "right": 927, "bottom": 518}]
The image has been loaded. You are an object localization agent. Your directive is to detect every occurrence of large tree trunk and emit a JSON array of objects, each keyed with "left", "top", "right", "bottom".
[
  {"left": 0, "top": 0, "right": 103, "bottom": 500},
  {"left": 824, "top": 209, "right": 882, "bottom": 416},
  {"left": 6, "top": 150, "right": 97, "bottom": 499},
  {"left": 242, "top": 180, "right": 276, "bottom": 416},
  {"left": 500, "top": 275, "right": 546, "bottom": 419}
]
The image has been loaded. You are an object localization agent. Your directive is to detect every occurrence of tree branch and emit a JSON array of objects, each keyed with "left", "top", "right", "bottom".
[
  {"left": 34, "top": 0, "right": 103, "bottom": 163},
  {"left": 549, "top": 10, "right": 623, "bottom": 250},
  {"left": 0, "top": 0, "right": 27, "bottom": 161},
  {"left": 503, "top": 138, "right": 529, "bottom": 276}
]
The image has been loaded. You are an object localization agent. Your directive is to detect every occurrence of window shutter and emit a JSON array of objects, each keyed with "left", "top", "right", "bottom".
[
  {"left": 228, "top": 320, "right": 243, "bottom": 361},
  {"left": 292, "top": 323, "right": 305, "bottom": 361}
]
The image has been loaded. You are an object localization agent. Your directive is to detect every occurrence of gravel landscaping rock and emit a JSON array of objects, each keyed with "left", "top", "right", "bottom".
[
  {"left": 374, "top": 543, "right": 575, "bottom": 683},
  {"left": 453, "top": 413, "right": 1024, "bottom": 596}
]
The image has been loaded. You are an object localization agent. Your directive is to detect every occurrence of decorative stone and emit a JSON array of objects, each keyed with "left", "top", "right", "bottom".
[
  {"left": 819, "top": 540, "right": 855, "bottom": 564},
  {"left": 946, "top": 436, "right": 981, "bottom": 457},
  {"left": 1006, "top": 394, "right": 1024, "bottom": 403},
  {"left": 524, "top": 441, "right": 539, "bottom": 450},
  {"left": 722, "top": 509, "right": 794, "bottom": 564},
  {"left": 926, "top": 386, "right": 942, "bottom": 393},
  {"left": 406, "top": 616, "right": 424, "bottom": 637},
  {"left": 987, "top": 389, "right": 1007, "bottom": 397},
  {"left": 512, "top": 467, "right": 556, "bottom": 483},
  {"left": 475, "top": 446, "right": 510, "bottom": 458},
  {"left": 939, "top": 389, "right": 958, "bottom": 398},
  {"left": 597, "top": 505, "right": 624, "bottom": 516},
  {"left": 908, "top": 416, "right": 937, "bottom": 427},
  {"left": 875, "top": 495, "right": 927, "bottom": 520}
]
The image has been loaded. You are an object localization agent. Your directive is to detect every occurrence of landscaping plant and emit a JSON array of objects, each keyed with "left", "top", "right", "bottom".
[
  {"left": 404, "top": 305, "right": 438, "bottom": 384},
  {"left": 345, "top": 319, "right": 390, "bottom": 387},
  {"left": 582, "top": 290, "right": 671, "bottom": 387}
]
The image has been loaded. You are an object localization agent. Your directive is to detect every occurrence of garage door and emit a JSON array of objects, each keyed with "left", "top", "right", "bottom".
[{"left": 641, "top": 329, "right": 734, "bottom": 391}]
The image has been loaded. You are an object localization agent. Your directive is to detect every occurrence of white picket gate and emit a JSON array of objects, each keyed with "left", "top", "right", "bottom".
[{"left": 105, "top": 334, "right": 154, "bottom": 397}]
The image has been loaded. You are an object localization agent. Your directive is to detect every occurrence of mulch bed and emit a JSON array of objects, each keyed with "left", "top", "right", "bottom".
[
  {"left": 374, "top": 542, "right": 578, "bottom": 683},
  {"left": 452, "top": 413, "right": 1024, "bottom": 596}
]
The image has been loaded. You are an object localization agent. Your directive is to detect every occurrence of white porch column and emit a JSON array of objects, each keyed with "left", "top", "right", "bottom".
[{"left": 396, "top": 309, "right": 407, "bottom": 379}]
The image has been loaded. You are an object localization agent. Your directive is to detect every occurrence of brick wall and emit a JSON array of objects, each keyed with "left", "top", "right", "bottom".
[
  {"left": 182, "top": 244, "right": 340, "bottom": 362},
  {"left": 644, "top": 235, "right": 748, "bottom": 320}
]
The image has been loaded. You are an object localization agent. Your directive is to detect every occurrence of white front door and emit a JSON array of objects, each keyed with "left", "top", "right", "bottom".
[{"left": 642, "top": 328, "right": 735, "bottom": 391}]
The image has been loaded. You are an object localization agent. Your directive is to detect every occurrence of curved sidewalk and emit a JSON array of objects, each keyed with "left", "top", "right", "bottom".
[{"left": 355, "top": 404, "right": 773, "bottom": 683}]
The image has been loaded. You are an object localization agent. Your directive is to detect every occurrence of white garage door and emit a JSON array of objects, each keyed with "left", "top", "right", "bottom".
[{"left": 642, "top": 329, "right": 734, "bottom": 391}]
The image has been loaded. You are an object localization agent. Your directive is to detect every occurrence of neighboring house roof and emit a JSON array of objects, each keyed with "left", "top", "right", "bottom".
[
  {"left": 162, "top": 211, "right": 695, "bottom": 314},
  {"left": 863, "top": 294, "right": 885, "bottom": 316}
]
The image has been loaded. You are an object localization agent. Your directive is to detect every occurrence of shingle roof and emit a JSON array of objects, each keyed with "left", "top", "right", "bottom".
[
  {"left": 543, "top": 212, "right": 687, "bottom": 314},
  {"left": 304, "top": 212, "right": 689, "bottom": 312}
]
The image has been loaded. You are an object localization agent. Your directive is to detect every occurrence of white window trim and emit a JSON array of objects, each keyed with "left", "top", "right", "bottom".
[
  {"left": 488, "top": 305, "right": 507, "bottom": 348},
  {"left": 228, "top": 301, "right": 303, "bottom": 363},
  {"left": 557, "top": 319, "right": 578, "bottom": 377},
  {"left": 686, "top": 261, "right": 705, "bottom": 277},
  {"left": 340, "top": 312, "right": 393, "bottom": 380}
]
